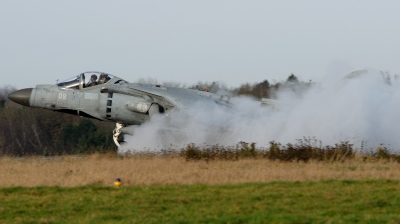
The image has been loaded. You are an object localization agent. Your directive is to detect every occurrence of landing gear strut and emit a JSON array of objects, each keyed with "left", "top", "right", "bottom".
[{"left": 113, "top": 123, "right": 125, "bottom": 148}]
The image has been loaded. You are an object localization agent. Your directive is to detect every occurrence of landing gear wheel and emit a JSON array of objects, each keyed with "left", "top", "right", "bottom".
[{"left": 113, "top": 141, "right": 126, "bottom": 152}]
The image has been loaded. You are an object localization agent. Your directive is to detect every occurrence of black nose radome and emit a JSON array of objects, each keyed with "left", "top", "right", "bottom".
[{"left": 8, "top": 88, "right": 33, "bottom": 106}]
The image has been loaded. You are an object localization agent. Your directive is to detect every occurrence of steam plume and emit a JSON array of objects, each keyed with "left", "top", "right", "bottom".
[{"left": 120, "top": 69, "right": 400, "bottom": 153}]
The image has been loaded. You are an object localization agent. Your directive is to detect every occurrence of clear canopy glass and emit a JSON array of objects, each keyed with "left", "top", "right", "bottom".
[
  {"left": 57, "top": 71, "right": 127, "bottom": 89},
  {"left": 57, "top": 75, "right": 80, "bottom": 89}
]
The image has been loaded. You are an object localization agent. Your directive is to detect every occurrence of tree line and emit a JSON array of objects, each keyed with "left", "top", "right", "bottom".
[{"left": 0, "top": 74, "right": 311, "bottom": 156}]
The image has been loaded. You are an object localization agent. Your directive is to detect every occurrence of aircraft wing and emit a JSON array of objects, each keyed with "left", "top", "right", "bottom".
[
  {"left": 127, "top": 85, "right": 180, "bottom": 108},
  {"left": 126, "top": 84, "right": 224, "bottom": 111}
]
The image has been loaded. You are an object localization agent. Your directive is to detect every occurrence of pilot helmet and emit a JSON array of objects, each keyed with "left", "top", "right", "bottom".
[
  {"left": 91, "top": 74, "right": 97, "bottom": 81},
  {"left": 98, "top": 74, "right": 108, "bottom": 84}
]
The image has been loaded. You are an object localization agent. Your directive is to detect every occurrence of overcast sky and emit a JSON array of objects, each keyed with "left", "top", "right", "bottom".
[{"left": 1, "top": 1, "right": 400, "bottom": 89}]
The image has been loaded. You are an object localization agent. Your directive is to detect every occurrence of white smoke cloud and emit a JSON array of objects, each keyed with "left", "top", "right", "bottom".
[{"left": 120, "top": 69, "right": 400, "bottom": 153}]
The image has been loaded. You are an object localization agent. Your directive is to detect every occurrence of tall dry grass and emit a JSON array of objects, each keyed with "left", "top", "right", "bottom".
[{"left": 1, "top": 153, "right": 400, "bottom": 187}]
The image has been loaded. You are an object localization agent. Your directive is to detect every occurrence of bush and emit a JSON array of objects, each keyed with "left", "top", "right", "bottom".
[{"left": 181, "top": 138, "right": 356, "bottom": 163}]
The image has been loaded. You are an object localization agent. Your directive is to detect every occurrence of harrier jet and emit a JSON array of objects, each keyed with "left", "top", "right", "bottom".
[{"left": 8, "top": 72, "right": 233, "bottom": 147}]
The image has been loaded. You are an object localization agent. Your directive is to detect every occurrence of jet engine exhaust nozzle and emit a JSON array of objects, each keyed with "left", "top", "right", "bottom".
[{"left": 7, "top": 88, "right": 33, "bottom": 106}]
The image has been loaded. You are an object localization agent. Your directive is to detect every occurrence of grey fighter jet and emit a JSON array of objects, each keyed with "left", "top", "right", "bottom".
[{"left": 8, "top": 71, "right": 232, "bottom": 147}]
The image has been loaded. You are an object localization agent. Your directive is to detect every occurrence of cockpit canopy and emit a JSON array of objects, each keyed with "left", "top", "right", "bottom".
[{"left": 57, "top": 71, "right": 128, "bottom": 89}]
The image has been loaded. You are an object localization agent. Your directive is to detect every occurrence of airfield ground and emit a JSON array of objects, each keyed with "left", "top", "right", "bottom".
[
  {"left": 1, "top": 155, "right": 400, "bottom": 223},
  {"left": 1, "top": 154, "right": 400, "bottom": 187},
  {"left": 1, "top": 180, "right": 400, "bottom": 223}
]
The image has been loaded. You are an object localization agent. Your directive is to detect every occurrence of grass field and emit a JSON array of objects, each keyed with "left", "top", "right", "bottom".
[
  {"left": 1, "top": 180, "right": 400, "bottom": 223},
  {"left": 1, "top": 154, "right": 400, "bottom": 187},
  {"left": 2, "top": 154, "right": 400, "bottom": 223}
]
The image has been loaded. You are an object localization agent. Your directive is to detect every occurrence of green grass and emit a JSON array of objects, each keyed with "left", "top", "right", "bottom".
[{"left": 1, "top": 180, "right": 400, "bottom": 223}]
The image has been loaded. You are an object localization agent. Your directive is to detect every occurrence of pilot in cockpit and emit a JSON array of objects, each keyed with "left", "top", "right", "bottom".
[
  {"left": 86, "top": 74, "right": 98, "bottom": 87},
  {"left": 98, "top": 74, "right": 111, "bottom": 84}
]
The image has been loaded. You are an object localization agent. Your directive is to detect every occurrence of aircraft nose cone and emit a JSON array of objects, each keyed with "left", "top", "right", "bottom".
[{"left": 7, "top": 88, "right": 33, "bottom": 106}]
